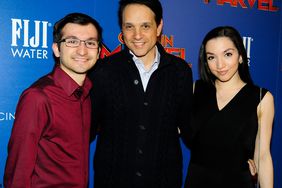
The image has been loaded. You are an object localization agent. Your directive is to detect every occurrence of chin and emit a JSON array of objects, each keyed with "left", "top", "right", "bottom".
[{"left": 132, "top": 50, "right": 147, "bottom": 58}]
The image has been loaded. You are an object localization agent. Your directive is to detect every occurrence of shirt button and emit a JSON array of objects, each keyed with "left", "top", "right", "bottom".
[
  {"left": 143, "top": 102, "right": 149, "bottom": 106},
  {"left": 137, "top": 148, "right": 143, "bottom": 154},
  {"left": 134, "top": 80, "right": 139, "bottom": 85},
  {"left": 139, "top": 125, "right": 146, "bottom": 130},
  {"left": 136, "top": 171, "right": 142, "bottom": 177}
]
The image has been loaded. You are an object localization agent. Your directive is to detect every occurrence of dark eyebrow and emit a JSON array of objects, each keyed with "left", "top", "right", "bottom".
[
  {"left": 63, "top": 36, "right": 98, "bottom": 41},
  {"left": 63, "top": 36, "right": 78, "bottom": 39},
  {"left": 224, "top": 48, "right": 236, "bottom": 53},
  {"left": 123, "top": 22, "right": 133, "bottom": 25},
  {"left": 86, "top": 37, "right": 98, "bottom": 41},
  {"left": 206, "top": 52, "right": 214, "bottom": 55}
]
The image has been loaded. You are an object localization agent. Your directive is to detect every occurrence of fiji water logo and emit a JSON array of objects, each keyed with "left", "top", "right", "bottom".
[
  {"left": 11, "top": 18, "right": 51, "bottom": 59},
  {"left": 203, "top": 0, "right": 279, "bottom": 11}
]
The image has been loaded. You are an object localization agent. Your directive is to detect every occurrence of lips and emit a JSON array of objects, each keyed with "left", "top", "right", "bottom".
[
  {"left": 133, "top": 42, "right": 145, "bottom": 48},
  {"left": 217, "top": 70, "right": 228, "bottom": 76},
  {"left": 74, "top": 57, "right": 88, "bottom": 62}
]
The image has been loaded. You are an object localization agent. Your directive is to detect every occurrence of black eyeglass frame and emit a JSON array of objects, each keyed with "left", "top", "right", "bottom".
[{"left": 58, "top": 38, "right": 100, "bottom": 49}]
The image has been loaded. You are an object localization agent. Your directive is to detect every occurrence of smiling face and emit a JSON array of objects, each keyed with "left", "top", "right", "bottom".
[
  {"left": 205, "top": 36, "right": 243, "bottom": 84},
  {"left": 121, "top": 3, "right": 163, "bottom": 64},
  {"left": 52, "top": 23, "right": 100, "bottom": 85}
]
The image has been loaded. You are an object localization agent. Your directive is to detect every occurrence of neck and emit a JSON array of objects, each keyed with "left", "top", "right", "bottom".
[
  {"left": 73, "top": 75, "right": 86, "bottom": 86},
  {"left": 59, "top": 65, "right": 86, "bottom": 86},
  {"left": 215, "top": 77, "right": 245, "bottom": 91},
  {"left": 140, "top": 46, "right": 157, "bottom": 71}
]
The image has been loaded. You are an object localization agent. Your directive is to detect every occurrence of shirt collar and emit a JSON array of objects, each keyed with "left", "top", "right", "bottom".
[
  {"left": 53, "top": 66, "right": 92, "bottom": 99},
  {"left": 130, "top": 46, "right": 160, "bottom": 70}
]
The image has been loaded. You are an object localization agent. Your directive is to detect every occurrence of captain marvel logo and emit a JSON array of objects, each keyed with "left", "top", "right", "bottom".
[
  {"left": 203, "top": 0, "right": 279, "bottom": 11},
  {"left": 99, "top": 33, "right": 189, "bottom": 65}
]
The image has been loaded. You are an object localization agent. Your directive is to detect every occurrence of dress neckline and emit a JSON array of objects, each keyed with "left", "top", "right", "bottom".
[{"left": 215, "top": 83, "right": 248, "bottom": 111}]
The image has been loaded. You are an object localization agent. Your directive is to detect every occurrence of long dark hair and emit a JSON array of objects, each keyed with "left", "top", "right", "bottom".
[{"left": 199, "top": 26, "right": 253, "bottom": 85}]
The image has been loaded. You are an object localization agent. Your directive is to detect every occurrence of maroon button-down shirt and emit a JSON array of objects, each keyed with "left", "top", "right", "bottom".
[{"left": 4, "top": 66, "right": 92, "bottom": 188}]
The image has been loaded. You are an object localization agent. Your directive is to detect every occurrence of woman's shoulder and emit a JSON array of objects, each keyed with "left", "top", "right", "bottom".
[
  {"left": 245, "top": 84, "right": 275, "bottom": 107},
  {"left": 246, "top": 84, "right": 270, "bottom": 97}
]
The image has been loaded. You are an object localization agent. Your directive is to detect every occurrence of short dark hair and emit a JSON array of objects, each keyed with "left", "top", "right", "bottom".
[
  {"left": 118, "top": 0, "right": 163, "bottom": 28},
  {"left": 199, "top": 26, "right": 253, "bottom": 85},
  {"left": 53, "top": 13, "right": 102, "bottom": 46}
]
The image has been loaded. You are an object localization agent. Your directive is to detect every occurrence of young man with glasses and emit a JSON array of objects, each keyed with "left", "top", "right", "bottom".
[{"left": 4, "top": 12, "right": 102, "bottom": 188}]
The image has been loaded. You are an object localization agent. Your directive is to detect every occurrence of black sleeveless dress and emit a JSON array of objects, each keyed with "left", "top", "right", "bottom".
[{"left": 185, "top": 80, "right": 267, "bottom": 188}]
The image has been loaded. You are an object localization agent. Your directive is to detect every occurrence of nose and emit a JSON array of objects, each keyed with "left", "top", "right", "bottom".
[
  {"left": 216, "top": 58, "right": 225, "bottom": 69},
  {"left": 133, "top": 28, "right": 142, "bottom": 40},
  {"left": 76, "top": 42, "right": 88, "bottom": 55}
]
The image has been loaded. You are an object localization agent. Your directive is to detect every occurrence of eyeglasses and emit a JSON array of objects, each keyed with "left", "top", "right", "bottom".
[{"left": 59, "top": 38, "right": 99, "bottom": 49}]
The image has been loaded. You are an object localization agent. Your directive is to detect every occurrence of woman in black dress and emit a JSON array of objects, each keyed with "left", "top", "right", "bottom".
[{"left": 185, "top": 26, "right": 274, "bottom": 188}]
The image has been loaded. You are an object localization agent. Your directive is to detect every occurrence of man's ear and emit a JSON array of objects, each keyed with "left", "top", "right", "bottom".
[
  {"left": 52, "top": 43, "right": 60, "bottom": 58},
  {"left": 157, "top": 19, "right": 163, "bottom": 37}
]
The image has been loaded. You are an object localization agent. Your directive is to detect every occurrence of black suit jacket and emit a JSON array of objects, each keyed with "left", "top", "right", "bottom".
[{"left": 89, "top": 43, "right": 193, "bottom": 188}]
